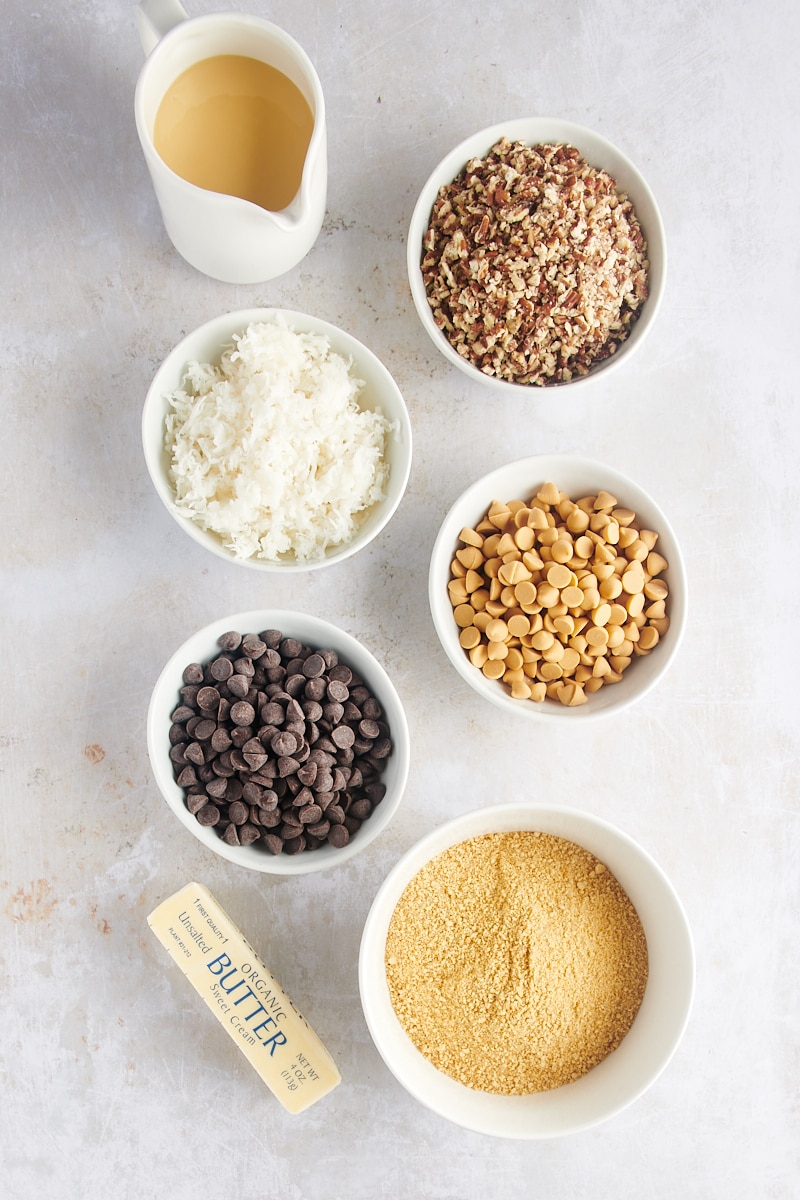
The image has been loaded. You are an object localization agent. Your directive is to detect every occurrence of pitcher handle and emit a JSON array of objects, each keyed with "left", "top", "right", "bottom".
[{"left": 136, "top": 0, "right": 189, "bottom": 56}]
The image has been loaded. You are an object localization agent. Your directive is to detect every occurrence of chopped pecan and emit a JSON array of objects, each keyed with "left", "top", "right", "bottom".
[{"left": 419, "top": 138, "right": 649, "bottom": 386}]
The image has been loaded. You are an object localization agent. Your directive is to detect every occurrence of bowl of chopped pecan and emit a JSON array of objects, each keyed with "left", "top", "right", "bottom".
[{"left": 408, "top": 119, "right": 665, "bottom": 391}]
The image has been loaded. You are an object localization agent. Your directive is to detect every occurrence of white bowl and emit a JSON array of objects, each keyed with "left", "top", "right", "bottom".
[
  {"left": 147, "top": 609, "right": 411, "bottom": 875},
  {"left": 359, "top": 802, "right": 694, "bottom": 1138},
  {"left": 429, "top": 454, "right": 687, "bottom": 722},
  {"left": 407, "top": 118, "right": 666, "bottom": 393},
  {"left": 142, "top": 308, "right": 413, "bottom": 571}
]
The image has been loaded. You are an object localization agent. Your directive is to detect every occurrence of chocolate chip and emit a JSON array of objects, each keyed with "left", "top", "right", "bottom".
[
  {"left": 260, "top": 701, "right": 285, "bottom": 726},
  {"left": 226, "top": 673, "right": 250, "bottom": 699},
  {"left": 197, "top": 686, "right": 221, "bottom": 711},
  {"left": 283, "top": 835, "right": 306, "bottom": 855},
  {"left": 303, "top": 677, "right": 327, "bottom": 701},
  {"left": 228, "top": 800, "right": 249, "bottom": 825},
  {"left": 327, "top": 824, "right": 349, "bottom": 848},
  {"left": 302, "top": 652, "right": 326, "bottom": 678},
  {"left": 241, "top": 634, "right": 267, "bottom": 659},
  {"left": 210, "top": 727, "right": 232, "bottom": 753},
  {"left": 209, "top": 656, "right": 234, "bottom": 681},
  {"left": 196, "top": 804, "right": 221, "bottom": 826},
  {"left": 230, "top": 701, "right": 256, "bottom": 726},
  {"left": 271, "top": 730, "right": 298, "bottom": 756},
  {"left": 279, "top": 638, "right": 304, "bottom": 659},
  {"left": 171, "top": 628, "right": 393, "bottom": 857},
  {"left": 217, "top": 632, "right": 242, "bottom": 652},
  {"left": 327, "top": 679, "right": 349, "bottom": 703},
  {"left": 176, "top": 765, "right": 198, "bottom": 788},
  {"left": 170, "top": 705, "right": 195, "bottom": 724},
  {"left": 331, "top": 725, "right": 355, "bottom": 749},
  {"left": 348, "top": 798, "right": 373, "bottom": 821}
]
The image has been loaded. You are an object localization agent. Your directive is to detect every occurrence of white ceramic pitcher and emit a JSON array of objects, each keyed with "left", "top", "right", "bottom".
[{"left": 134, "top": 0, "right": 327, "bottom": 283}]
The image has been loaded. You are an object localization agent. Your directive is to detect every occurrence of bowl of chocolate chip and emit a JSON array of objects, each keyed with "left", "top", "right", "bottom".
[
  {"left": 407, "top": 119, "right": 665, "bottom": 392},
  {"left": 147, "top": 610, "right": 410, "bottom": 874}
]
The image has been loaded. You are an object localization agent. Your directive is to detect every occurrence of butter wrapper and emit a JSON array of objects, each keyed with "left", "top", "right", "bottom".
[{"left": 148, "top": 882, "right": 341, "bottom": 1113}]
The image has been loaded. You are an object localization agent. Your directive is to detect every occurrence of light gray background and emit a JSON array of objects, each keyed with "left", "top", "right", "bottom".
[{"left": 2, "top": 1, "right": 798, "bottom": 1197}]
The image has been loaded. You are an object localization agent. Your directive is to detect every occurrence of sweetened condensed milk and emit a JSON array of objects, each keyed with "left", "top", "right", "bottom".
[{"left": 153, "top": 54, "right": 314, "bottom": 211}]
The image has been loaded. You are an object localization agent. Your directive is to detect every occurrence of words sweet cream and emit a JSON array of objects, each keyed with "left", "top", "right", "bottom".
[{"left": 148, "top": 882, "right": 340, "bottom": 1112}]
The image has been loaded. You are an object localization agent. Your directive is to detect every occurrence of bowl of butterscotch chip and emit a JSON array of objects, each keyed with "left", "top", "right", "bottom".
[
  {"left": 428, "top": 454, "right": 688, "bottom": 721},
  {"left": 359, "top": 803, "right": 694, "bottom": 1138}
]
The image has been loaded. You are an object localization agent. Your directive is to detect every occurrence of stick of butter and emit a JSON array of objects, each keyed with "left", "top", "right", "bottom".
[{"left": 147, "top": 882, "right": 341, "bottom": 1113}]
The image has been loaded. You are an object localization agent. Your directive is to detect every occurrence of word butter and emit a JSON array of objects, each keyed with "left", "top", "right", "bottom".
[{"left": 148, "top": 882, "right": 341, "bottom": 1112}]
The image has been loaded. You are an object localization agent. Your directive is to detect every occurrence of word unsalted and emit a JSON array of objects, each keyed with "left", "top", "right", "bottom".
[{"left": 147, "top": 882, "right": 340, "bottom": 1113}]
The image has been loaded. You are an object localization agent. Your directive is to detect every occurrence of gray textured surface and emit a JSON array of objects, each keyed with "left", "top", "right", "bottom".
[{"left": 2, "top": 1, "right": 798, "bottom": 1196}]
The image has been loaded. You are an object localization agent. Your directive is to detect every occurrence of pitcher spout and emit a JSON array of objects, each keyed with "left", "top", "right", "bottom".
[{"left": 268, "top": 191, "right": 308, "bottom": 231}]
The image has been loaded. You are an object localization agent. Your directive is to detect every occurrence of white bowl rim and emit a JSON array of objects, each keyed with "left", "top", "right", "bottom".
[
  {"left": 428, "top": 453, "right": 688, "bottom": 723},
  {"left": 147, "top": 608, "right": 411, "bottom": 875},
  {"left": 141, "top": 307, "right": 413, "bottom": 573},
  {"left": 407, "top": 116, "right": 666, "bottom": 394},
  {"left": 359, "top": 801, "right": 695, "bottom": 1138}
]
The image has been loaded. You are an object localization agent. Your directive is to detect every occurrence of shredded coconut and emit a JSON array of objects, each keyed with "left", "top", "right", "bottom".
[{"left": 164, "top": 320, "right": 394, "bottom": 561}]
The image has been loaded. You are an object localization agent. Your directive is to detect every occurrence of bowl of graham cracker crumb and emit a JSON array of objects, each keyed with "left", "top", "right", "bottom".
[{"left": 359, "top": 803, "right": 694, "bottom": 1138}]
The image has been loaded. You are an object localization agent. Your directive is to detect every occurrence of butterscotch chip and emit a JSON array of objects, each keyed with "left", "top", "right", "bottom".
[
  {"left": 514, "top": 580, "right": 538, "bottom": 606},
  {"left": 469, "top": 643, "right": 489, "bottom": 668},
  {"left": 561, "top": 584, "right": 585, "bottom": 608},
  {"left": 514, "top": 525, "right": 536, "bottom": 552},
  {"left": 485, "top": 618, "right": 509, "bottom": 643},
  {"left": 459, "top": 626, "right": 481, "bottom": 650},
  {"left": 453, "top": 603, "right": 476, "bottom": 627},
  {"left": 507, "top": 613, "right": 531, "bottom": 638},
  {"left": 550, "top": 539, "right": 574, "bottom": 564},
  {"left": 486, "top": 641, "right": 509, "bottom": 662},
  {"left": 638, "top": 626, "right": 660, "bottom": 650},
  {"left": 542, "top": 664, "right": 565, "bottom": 684},
  {"left": 537, "top": 482, "right": 560, "bottom": 505},
  {"left": 447, "top": 481, "right": 670, "bottom": 705},
  {"left": 546, "top": 562, "right": 573, "bottom": 589},
  {"left": 459, "top": 526, "right": 483, "bottom": 548}
]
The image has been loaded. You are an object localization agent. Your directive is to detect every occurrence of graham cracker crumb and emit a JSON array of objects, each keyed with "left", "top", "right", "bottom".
[{"left": 384, "top": 831, "right": 648, "bottom": 1094}]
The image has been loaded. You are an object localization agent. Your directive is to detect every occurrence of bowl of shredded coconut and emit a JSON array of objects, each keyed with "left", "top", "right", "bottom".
[
  {"left": 407, "top": 119, "right": 666, "bottom": 392},
  {"left": 142, "top": 309, "right": 412, "bottom": 569}
]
